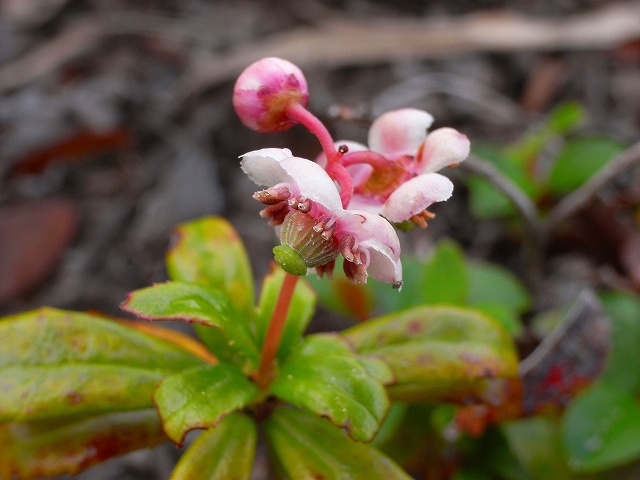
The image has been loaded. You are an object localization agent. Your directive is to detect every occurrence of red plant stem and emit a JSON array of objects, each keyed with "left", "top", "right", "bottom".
[
  {"left": 285, "top": 103, "right": 337, "bottom": 160},
  {"left": 255, "top": 272, "right": 299, "bottom": 389},
  {"left": 326, "top": 162, "right": 353, "bottom": 208},
  {"left": 340, "top": 150, "right": 390, "bottom": 169}
]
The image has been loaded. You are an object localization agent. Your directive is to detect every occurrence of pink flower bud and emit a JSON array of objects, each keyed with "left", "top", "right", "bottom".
[{"left": 233, "top": 57, "right": 309, "bottom": 133}]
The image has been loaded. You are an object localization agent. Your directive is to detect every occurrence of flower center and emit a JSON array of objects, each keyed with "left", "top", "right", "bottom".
[{"left": 274, "top": 210, "right": 339, "bottom": 276}]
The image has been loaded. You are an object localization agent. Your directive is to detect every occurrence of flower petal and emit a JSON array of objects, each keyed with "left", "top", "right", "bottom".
[
  {"left": 241, "top": 148, "right": 342, "bottom": 211},
  {"left": 240, "top": 148, "right": 294, "bottom": 186},
  {"left": 338, "top": 210, "right": 402, "bottom": 284},
  {"left": 368, "top": 108, "right": 433, "bottom": 159},
  {"left": 418, "top": 128, "right": 470, "bottom": 174},
  {"left": 382, "top": 173, "right": 453, "bottom": 222}
]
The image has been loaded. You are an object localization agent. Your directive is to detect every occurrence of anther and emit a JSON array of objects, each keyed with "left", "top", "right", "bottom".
[
  {"left": 339, "top": 235, "right": 356, "bottom": 262},
  {"left": 297, "top": 198, "right": 311, "bottom": 213},
  {"left": 410, "top": 214, "right": 428, "bottom": 229},
  {"left": 447, "top": 162, "right": 461, "bottom": 168},
  {"left": 320, "top": 224, "right": 336, "bottom": 241},
  {"left": 313, "top": 220, "right": 326, "bottom": 233},
  {"left": 338, "top": 144, "right": 349, "bottom": 154},
  {"left": 253, "top": 186, "right": 291, "bottom": 205}
]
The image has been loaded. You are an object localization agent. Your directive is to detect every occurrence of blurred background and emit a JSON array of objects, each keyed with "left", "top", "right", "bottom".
[{"left": 0, "top": 0, "right": 639, "bottom": 478}]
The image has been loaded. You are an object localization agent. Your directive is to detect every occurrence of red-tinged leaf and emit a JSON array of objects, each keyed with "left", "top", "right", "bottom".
[
  {"left": 116, "top": 319, "right": 217, "bottom": 364},
  {"left": 342, "top": 306, "right": 518, "bottom": 403},
  {"left": 0, "top": 409, "right": 166, "bottom": 479},
  {"left": 153, "top": 363, "right": 260, "bottom": 445},
  {"left": 0, "top": 199, "right": 78, "bottom": 304},
  {"left": 122, "top": 281, "right": 259, "bottom": 373},
  {"left": 166, "top": 217, "right": 254, "bottom": 316},
  {"left": 11, "top": 129, "right": 132, "bottom": 176},
  {"left": 455, "top": 291, "right": 610, "bottom": 435},
  {"left": 264, "top": 407, "right": 412, "bottom": 480},
  {"left": 255, "top": 267, "right": 316, "bottom": 362},
  {"left": 268, "top": 334, "right": 389, "bottom": 442},
  {"left": 0, "top": 308, "right": 205, "bottom": 422},
  {"left": 170, "top": 412, "right": 257, "bottom": 480}
]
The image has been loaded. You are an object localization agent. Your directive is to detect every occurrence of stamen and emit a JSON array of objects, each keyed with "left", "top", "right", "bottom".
[
  {"left": 340, "top": 235, "right": 356, "bottom": 262},
  {"left": 260, "top": 202, "right": 289, "bottom": 226},
  {"left": 320, "top": 224, "right": 336, "bottom": 241},
  {"left": 410, "top": 214, "right": 428, "bottom": 229},
  {"left": 297, "top": 198, "right": 311, "bottom": 213},
  {"left": 313, "top": 220, "right": 326, "bottom": 233},
  {"left": 343, "top": 251, "right": 368, "bottom": 284},
  {"left": 447, "top": 162, "right": 461, "bottom": 168},
  {"left": 253, "top": 186, "right": 291, "bottom": 205},
  {"left": 422, "top": 209, "right": 436, "bottom": 220}
]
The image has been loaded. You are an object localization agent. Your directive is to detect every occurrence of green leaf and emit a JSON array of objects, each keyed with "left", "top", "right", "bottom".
[
  {"left": 122, "top": 281, "right": 259, "bottom": 372},
  {"left": 255, "top": 268, "right": 316, "bottom": 362},
  {"left": 467, "top": 145, "right": 537, "bottom": 219},
  {"left": 563, "top": 380, "right": 640, "bottom": 472},
  {"left": 546, "top": 102, "right": 585, "bottom": 134},
  {"left": 503, "top": 416, "right": 572, "bottom": 480},
  {"left": 166, "top": 217, "right": 255, "bottom": 315},
  {"left": 548, "top": 137, "right": 626, "bottom": 195},
  {"left": 264, "top": 407, "right": 412, "bottom": 480},
  {"left": 153, "top": 363, "right": 260, "bottom": 445},
  {"left": 0, "top": 409, "right": 166, "bottom": 479},
  {"left": 170, "top": 412, "right": 257, "bottom": 480},
  {"left": 423, "top": 240, "right": 468, "bottom": 305},
  {"left": 472, "top": 303, "right": 524, "bottom": 337},
  {"left": 467, "top": 261, "right": 531, "bottom": 315},
  {"left": 269, "top": 334, "right": 389, "bottom": 442},
  {"left": 343, "top": 306, "right": 518, "bottom": 402},
  {"left": 599, "top": 291, "right": 640, "bottom": 392},
  {"left": 0, "top": 308, "right": 204, "bottom": 422}
]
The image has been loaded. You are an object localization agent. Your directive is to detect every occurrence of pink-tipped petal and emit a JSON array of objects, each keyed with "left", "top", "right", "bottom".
[
  {"left": 338, "top": 210, "right": 402, "bottom": 284},
  {"left": 368, "top": 108, "right": 434, "bottom": 159},
  {"left": 240, "top": 148, "right": 294, "bottom": 186},
  {"left": 363, "top": 241, "right": 403, "bottom": 284},
  {"left": 419, "top": 127, "right": 470, "bottom": 173},
  {"left": 382, "top": 173, "right": 453, "bottom": 222},
  {"left": 279, "top": 157, "right": 343, "bottom": 211},
  {"left": 241, "top": 148, "right": 343, "bottom": 211}
]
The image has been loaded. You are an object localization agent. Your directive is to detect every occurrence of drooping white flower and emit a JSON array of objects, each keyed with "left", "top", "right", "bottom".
[{"left": 241, "top": 148, "right": 403, "bottom": 286}]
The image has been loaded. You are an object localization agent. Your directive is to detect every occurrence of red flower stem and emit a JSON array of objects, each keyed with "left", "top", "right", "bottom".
[
  {"left": 326, "top": 162, "right": 353, "bottom": 208},
  {"left": 285, "top": 103, "right": 337, "bottom": 160},
  {"left": 340, "top": 150, "right": 390, "bottom": 169},
  {"left": 255, "top": 272, "right": 299, "bottom": 389}
]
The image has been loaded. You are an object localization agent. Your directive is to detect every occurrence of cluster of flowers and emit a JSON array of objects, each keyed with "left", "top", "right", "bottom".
[{"left": 234, "top": 57, "right": 469, "bottom": 288}]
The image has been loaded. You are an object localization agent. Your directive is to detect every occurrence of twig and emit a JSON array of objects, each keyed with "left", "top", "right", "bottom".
[
  {"left": 170, "top": 2, "right": 640, "bottom": 105},
  {"left": 2, "top": 2, "right": 640, "bottom": 96},
  {"left": 545, "top": 139, "right": 640, "bottom": 231},
  {"left": 461, "top": 155, "right": 543, "bottom": 245}
]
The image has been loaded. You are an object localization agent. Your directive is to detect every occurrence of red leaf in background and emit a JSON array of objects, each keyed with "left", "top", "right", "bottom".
[
  {"left": 11, "top": 129, "right": 132, "bottom": 176},
  {"left": 455, "top": 291, "right": 610, "bottom": 436},
  {"left": 0, "top": 199, "right": 78, "bottom": 304}
]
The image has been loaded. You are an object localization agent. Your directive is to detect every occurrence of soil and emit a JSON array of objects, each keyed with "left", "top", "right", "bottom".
[{"left": 0, "top": 0, "right": 639, "bottom": 479}]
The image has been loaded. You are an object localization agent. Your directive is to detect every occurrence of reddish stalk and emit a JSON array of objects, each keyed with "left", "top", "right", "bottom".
[
  {"left": 340, "top": 150, "right": 390, "bottom": 169},
  {"left": 254, "top": 272, "right": 299, "bottom": 389},
  {"left": 285, "top": 103, "right": 337, "bottom": 160},
  {"left": 326, "top": 162, "right": 353, "bottom": 208}
]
